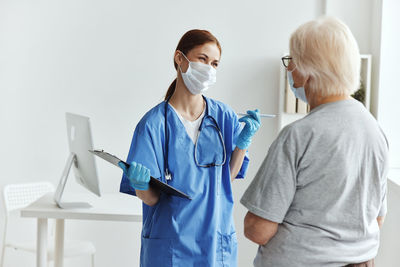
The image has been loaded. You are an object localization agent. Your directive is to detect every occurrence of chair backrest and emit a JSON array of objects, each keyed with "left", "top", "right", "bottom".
[{"left": 3, "top": 182, "right": 54, "bottom": 212}]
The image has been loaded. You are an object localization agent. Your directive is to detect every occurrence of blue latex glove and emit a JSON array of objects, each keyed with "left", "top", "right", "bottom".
[
  {"left": 236, "top": 109, "right": 261, "bottom": 150},
  {"left": 118, "top": 161, "right": 151, "bottom": 191}
]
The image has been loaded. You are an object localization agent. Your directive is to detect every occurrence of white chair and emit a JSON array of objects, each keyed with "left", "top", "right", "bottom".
[{"left": 1, "top": 182, "right": 96, "bottom": 267}]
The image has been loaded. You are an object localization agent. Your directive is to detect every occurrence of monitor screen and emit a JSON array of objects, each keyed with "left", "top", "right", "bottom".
[{"left": 65, "top": 112, "right": 101, "bottom": 197}]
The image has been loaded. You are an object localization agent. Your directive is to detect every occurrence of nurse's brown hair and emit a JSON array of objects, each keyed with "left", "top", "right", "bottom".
[{"left": 165, "top": 29, "right": 222, "bottom": 100}]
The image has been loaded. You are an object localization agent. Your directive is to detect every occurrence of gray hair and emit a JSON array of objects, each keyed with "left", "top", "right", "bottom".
[{"left": 289, "top": 16, "right": 360, "bottom": 97}]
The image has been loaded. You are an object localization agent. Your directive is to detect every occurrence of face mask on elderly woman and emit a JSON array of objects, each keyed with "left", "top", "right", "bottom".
[{"left": 287, "top": 70, "right": 308, "bottom": 104}]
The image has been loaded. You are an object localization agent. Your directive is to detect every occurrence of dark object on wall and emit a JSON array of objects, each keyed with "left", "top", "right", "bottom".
[{"left": 352, "top": 82, "right": 365, "bottom": 105}]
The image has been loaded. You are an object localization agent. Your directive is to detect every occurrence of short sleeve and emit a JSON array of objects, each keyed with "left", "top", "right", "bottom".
[
  {"left": 120, "top": 121, "right": 162, "bottom": 196},
  {"left": 378, "top": 190, "right": 387, "bottom": 217},
  {"left": 240, "top": 133, "right": 297, "bottom": 223},
  {"left": 378, "top": 129, "right": 389, "bottom": 217},
  {"left": 233, "top": 113, "right": 249, "bottom": 179},
  {"left": 378, "top": 144, "right": 389, "bottom": 217},
  {"left": 378, "top": 167, "right": 388, "bottom": 217}
]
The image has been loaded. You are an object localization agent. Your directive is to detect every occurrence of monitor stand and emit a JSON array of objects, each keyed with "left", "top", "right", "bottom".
[{"left": 54, "top": 152, "right": 92, "bottom": 209}]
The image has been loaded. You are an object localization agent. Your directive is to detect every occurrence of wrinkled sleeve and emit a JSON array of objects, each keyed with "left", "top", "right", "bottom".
[
  {"left": 378, "top": 186, "right": 387, "bottom": 217},
  {"left": 378, "top": 159, "right": 389, "bottom": 217},
  {"left": 378, "top": 137, "right": 389, "bottom": 217},
  {"left": 120, "top": 121, "right": 161, "bottom": 196},
  {"left": 240, "top": 131, "right": 297, "bottom": 223},
  {"left": 232, "top": 112, "right": 249, "bottom": 179}
]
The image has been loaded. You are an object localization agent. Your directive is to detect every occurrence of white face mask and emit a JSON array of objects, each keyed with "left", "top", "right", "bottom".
[
  {"left": 287, "top": 69, "right": 308, "bottom": 104},
  {"left": 179, "top": 52, "right": 217, "bottom": 95}
]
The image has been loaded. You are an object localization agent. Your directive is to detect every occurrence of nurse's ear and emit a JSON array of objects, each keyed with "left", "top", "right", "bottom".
[
  {"left": 174, "top": 51, "right": 183, "bottom": 66},
  {"left": 174, "top": 50, "right": 189, "bottom": 73}
]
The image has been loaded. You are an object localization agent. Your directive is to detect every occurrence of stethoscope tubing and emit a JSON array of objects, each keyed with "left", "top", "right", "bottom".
[{"left": 164, "top": 95, "right": 226, "bottom": 180}]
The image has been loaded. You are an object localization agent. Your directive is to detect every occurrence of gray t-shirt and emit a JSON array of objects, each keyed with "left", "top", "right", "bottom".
[{"left": 241, "top": 99, "right": 389, "bottom": 267}]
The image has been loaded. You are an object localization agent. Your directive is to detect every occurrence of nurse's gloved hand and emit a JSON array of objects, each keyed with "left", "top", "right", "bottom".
[
  {"left": 118, "top": 161, "right": 151, "bottom": 191},
  {"left": 236, "top": 109, "right": 261, "bottom": 150}
]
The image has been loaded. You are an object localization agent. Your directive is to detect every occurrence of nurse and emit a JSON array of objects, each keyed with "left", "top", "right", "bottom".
[{"left": 119, "top": 29, "right": 260, "bottom": 266}]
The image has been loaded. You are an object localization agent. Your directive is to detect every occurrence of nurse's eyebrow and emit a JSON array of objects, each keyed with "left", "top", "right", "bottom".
[
  {"left": 198, "top": 53, "right": 209, "bottom": 59},
  {"left": 199, "top": 53, "right": 219, "bottom": 62}
]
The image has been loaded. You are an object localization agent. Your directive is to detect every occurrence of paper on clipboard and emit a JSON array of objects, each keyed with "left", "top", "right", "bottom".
[{"left": 89, "top": 149, "right": 191, "bottom": 200}]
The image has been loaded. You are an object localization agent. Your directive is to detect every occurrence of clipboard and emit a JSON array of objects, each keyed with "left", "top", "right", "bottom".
[{"left": 89, "top": 149, "right": 191, "bottom": 200}]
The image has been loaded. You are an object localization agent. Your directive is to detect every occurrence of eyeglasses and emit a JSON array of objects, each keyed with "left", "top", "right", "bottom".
[{"left": 281, "top": 56, "right": 292, "bottom": 69}]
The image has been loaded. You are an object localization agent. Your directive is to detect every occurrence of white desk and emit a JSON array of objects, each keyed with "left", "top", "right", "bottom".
[{"left": 20, "top": 192, "right": 142, "bottom": 267}]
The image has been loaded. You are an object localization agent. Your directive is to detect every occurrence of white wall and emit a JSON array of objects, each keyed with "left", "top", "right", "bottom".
[
  {"left": 374, "top": 0, "right": 400, "bottom": 168},
  {"left": 0, "top": 0, "right": 390, "bottom": 267}
]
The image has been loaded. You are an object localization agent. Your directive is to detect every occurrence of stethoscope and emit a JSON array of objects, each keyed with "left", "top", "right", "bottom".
[{"left": 164, "top": 95, "right": 226, "bottom": 181}]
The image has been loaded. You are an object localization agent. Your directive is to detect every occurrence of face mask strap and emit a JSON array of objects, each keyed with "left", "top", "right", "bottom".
[
  {"left": 178, "top": 51, "right": 190, "bottom": 63},
  {"left": 289, "top": 65, "right": 297, "bottom": 73},
  {"left": 177, "top": 51, "right": 190, "bottom": 74},
  {"left": 289, "top": 66, "right": 308, "bottom": 89}
]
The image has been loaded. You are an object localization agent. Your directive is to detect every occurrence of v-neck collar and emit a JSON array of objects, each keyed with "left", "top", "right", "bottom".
[
  {"left": 165, "top": 95, "right": 209, "bottom": 146},
  {"left": 168, "top": 103, "right": 205, "bottom": 124}
]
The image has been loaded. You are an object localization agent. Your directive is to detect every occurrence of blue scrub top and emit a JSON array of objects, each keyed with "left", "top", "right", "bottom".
[{"left": 120, "top": 97, "right": 249, "bottom": 267}]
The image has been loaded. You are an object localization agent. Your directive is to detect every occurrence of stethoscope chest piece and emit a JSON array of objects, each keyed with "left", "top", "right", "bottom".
[{"left": 165, "top": 170, "right": 172, "bottom": 181}]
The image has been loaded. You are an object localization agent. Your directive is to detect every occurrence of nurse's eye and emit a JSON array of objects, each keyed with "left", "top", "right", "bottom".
[
  {"left": 199, "top": 57, "right": 207, "bottom": 62},
  {"left": 212, "top": 62, "right": 219, "bottom": 68}
]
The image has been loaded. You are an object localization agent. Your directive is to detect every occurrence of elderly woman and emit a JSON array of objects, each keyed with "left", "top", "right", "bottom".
[{"left": 240, "top": 17, "right": 388, "bottom": 267}]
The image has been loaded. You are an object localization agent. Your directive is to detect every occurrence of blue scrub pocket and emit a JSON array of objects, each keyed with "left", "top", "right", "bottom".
[
  {"left": 195, "top": 122, "right": 225, "bottom": 166},
  {"left": 217, "top": 232, "right": 238, "bottom": 266},
  {"left": 141, "top": 237, "right": 173, "bottom": 267}
]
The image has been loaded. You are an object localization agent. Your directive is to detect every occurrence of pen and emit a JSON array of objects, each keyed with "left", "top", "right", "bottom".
[{"left": 237, "top": 113, "right": 276, "bottom": 118}]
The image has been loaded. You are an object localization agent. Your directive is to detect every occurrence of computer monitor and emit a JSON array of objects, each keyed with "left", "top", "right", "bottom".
[{"left": 54, "top": 112, "right": 101, "bottom": 209}]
